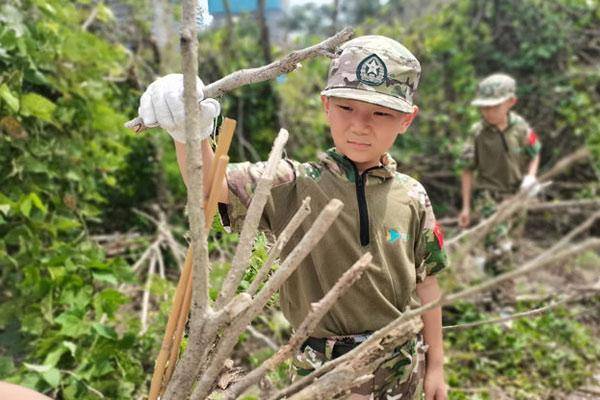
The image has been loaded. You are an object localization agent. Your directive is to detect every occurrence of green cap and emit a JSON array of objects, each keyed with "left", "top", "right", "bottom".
[
  {"left": 471, "top": 73, "right": 516, "bottom": 107},
  {"left": 321, "top": 35, "right": 421, "bottom": 113}
]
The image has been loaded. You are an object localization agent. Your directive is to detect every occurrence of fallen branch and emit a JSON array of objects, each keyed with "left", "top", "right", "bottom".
[{"left": 272, "top": 237, "right": 600, "bottom": 399}]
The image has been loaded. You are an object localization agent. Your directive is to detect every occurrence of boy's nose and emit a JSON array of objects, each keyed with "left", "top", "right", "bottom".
[{"left": 350, "top": 112, "right": 372, "bottom": 134}]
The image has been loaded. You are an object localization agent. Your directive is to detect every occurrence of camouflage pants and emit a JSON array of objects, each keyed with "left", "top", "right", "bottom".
[
  {"left": 292, "top": 335, "right": 426, "bottom": 399},
  {"left": 475, "top": 190, "right": 526, "bottom": 303}
]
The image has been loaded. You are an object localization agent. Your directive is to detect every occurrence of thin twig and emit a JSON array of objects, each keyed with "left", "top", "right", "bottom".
[
  {"left": 141, "top": 253, "right": 157, "bottom": 335},
  {"left": 443, "top": 293, "right": 578, "bottom": 331},
  {"left": 216, "top": 129, "right": 290, "bottom": 308},
  {"left": 246, "top": 325, "right": 278, "bottom": 352},
  {"left": 247, "top": 197, "right": 312, "bottom": 296}
]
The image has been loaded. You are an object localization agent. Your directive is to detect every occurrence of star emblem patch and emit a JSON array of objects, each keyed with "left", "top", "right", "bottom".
[{"left": 356, "top": 54, "right": 387, "bottom": 86}]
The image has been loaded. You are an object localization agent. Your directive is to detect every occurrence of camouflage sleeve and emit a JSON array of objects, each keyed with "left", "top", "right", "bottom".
[
  {"left": 413, "top": 183, "right": 449, "bottom": 283},
  {"left": 220, "top": 159, "right": 299, "bottom": 233},
  {"left": 456, "top": 124, "right": 478, "bottom": 171}
]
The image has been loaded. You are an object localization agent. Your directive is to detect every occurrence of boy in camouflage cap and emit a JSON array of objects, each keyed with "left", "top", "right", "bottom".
[
  {"left": 458, "top": 73, "right": 542, "bottom": 302},
  {"left": 138, "top": 35, "right": 449, "bottom": 399}
]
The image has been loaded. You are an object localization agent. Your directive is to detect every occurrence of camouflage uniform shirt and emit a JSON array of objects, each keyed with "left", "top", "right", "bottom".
[
  {"left": 460, "top": 112, "right": 542, "bottom": 194},
  {"left": 222, "top": 148, "right": 448, "bottom": 338}
]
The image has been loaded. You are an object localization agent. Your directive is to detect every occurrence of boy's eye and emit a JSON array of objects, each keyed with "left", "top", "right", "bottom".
[
  {"left": 374, "top": 111, "right": 392, "bottom": 117},
  {"left": 337, "top": 105, "right": 352, "bottom": 112}
]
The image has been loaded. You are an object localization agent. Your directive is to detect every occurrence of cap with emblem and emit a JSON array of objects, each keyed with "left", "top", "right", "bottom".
[
  {"left": 471, "top": 73, "right": 517, "bottom": 107},
  {"left": 321, "top": 35, "right": 421, "bottom": 113}
]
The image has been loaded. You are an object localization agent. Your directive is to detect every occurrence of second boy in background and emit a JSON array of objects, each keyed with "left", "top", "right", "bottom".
[{"left": 458, "top": 73, "right": 542, "bottom": 303}]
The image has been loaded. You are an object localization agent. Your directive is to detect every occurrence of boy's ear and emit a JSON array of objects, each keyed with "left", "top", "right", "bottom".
[
  {"left": 321, "top": 95, "right": 330, "bottom": 114},
  {"left": 400, "top": 105, "right": 419, "bottom": 130}
]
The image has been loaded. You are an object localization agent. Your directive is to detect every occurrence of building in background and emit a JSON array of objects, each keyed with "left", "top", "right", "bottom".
[{"left": 208, "top": 0, "right": 290, "bottom": 42}]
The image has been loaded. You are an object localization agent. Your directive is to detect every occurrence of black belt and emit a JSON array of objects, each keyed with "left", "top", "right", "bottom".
[{"left": 301, "top": 336, "right": 366, "bottom": 359}]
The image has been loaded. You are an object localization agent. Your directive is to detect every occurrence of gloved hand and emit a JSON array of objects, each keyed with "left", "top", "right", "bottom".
[
  {"left": 519, "top": 174, "right": 540, "bottom": 197},
  {"left": 138, "top": 74, "right": 220, "bottom": 143}
]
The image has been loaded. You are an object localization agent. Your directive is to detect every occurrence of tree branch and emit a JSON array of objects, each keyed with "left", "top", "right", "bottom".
[
  {"left": 216, "top": 129, "right": 289, "bottom": 308},
  {"left": 224, "top": 253, "right": 373, "bottom": 398},
  {"left": 124, "top": 28, "right": 354, "bottom": 133}
]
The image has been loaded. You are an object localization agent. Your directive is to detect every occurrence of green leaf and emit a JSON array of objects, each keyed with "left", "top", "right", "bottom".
[
  {"left": 44, "top": 346, "right": 67, "bottom": 367},
  {"left": 42, "top": 367, "right": 61, "bottom": 388},
  {"left": 55, "top": 313, "right": 89, "bottom": 338},
  {"left": 0, "top": 84, "right": 19, "bottom": 112},
  {"left": 29, "top": 192, "right": 47, "bottom": 214},
  {"left": 0, "top": 356, "right": 15, "bottom": 376},
  {"left": 20, "top": 93, "right": 57, "bottom": 123},
  {"left": 24, "top": 362, "right": 51, "bottom": 373},
  {"left": 19, "top": 197, "right": 32, "bottom": 217},
  {"left": 92, "top": 322, "right": 117, "bottom": 340},
  {"left": 63, "top": 341, "right": 77, "bottom": 357},
  {"left": 92, "top": 271, "right": 118, "bottom": 285},
  {"left": 0, "top": 204, "right": 10, "bottom": 215}
]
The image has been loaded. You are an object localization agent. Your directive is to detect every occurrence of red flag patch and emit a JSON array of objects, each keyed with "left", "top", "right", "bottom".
[
  {"left": 528, "top": 130, "right": 538, "bottom": 146},
  {"left": 433, "top": 222, "right": 444, "bottom": 249}
]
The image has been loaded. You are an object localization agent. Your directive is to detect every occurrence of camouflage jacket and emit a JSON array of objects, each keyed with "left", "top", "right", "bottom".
[
  {"left": 222, "top": 148, "right": 448, "bottom": 337},
  {"left": 459, "top": 112, "right": 542, "bottom": 194}
]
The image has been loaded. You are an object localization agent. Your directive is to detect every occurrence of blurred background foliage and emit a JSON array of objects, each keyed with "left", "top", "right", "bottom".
[{"left": 0, "top": 0, "right": 598, "bottom": 399}]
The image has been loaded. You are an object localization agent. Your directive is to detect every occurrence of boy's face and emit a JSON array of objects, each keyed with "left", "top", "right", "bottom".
[
  {"left": 479, "top": 97, "right": 517, "bottom": 127},
  {"left": 321, "top": 96, "right": 418, "bottom": 171}
]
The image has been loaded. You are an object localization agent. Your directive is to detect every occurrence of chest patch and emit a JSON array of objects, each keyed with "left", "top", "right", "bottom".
[{"left": 387, "top": 228, "right": 411, "bottom": 243}]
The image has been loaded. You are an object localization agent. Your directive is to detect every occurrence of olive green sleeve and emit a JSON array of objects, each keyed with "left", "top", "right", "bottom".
[{"left": 456, "top": 123, "right": 479, "bottom": 172}]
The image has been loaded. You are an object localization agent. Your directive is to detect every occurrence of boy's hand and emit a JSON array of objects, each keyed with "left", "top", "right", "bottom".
[
  {"left": 424, "top": 365, "right": 447, "bottom": 400},
  {"left": 519, "top": 174, "right": 540, "bottom": 197},
  {"left": 138, "top": 74, "right": 220, "bottom": 143},
  {"left": 458, "top": 208, "right": 470, "bottom": 228}
]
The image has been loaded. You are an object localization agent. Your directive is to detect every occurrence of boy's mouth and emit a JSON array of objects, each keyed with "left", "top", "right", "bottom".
[{"left": 347, "top": 140, "right": 371, "bottom": 149}]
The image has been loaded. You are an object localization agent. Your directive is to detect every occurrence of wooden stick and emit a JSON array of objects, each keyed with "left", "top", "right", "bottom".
[
  {"left": 162, "top": 264, "right": 194, "bottom": 391},
  {"left": 154, "top": 122, "right": 236, "bottom": 398},
  {"left": 148, "top": 247, "right": 193, "bottom": 400},
  {"left": 205, "top": 155, "right": 229, "bottom": 232},
  {"left": 209, "top": 118, "right": 236, "bottom": 185}
]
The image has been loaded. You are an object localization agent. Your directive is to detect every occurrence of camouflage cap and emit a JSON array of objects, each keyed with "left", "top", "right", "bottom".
[
  {"left": 471, "top": 73, "right": 516, "bottom": 107},
  {"left": 321, "top": 35, "right": 421, "bottom": 113}
]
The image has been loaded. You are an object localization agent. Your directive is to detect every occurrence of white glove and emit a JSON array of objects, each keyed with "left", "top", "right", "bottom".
[
  {"left": 138, "top": 74, "right": 220, "bottom": 143},
  {"left": 519, "top": 174, "right": 540, "bottom": 197}
]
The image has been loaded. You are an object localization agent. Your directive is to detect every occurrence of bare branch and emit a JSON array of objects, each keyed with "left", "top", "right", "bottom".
[
  {"left": 444, "top": 292, "right": 578, "bottom": 331},
  {"left": 247, "top": 197, "right": 312, "bottom": 296},
  {"left": 216, "top": 129, "right": 290, "bottom": 308},
  {"left": 223, "top": 253, "right": 373, "bottom": 399},
  {"left": 272, "top": 238, "right": 600, "bottom": 399},
  {"left": 190, "top": 199, "right": 344, "bottom": 400},
  {"left": 124, "top": 28, "right": 354, "bottom": 133},
  {"left": 526, "top": 198, "right": 600, "bottom": 211},
  {"left": 245, "top": 325, "right": 278, "bottom": 352}
]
